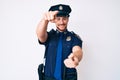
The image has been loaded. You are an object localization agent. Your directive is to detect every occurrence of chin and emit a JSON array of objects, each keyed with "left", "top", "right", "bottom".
[
  {"left": 57, "top": 26, "right": 67, "bottom": 32},
  {"left": 58, "top": 28, "right": 66, "bottom": 32}
]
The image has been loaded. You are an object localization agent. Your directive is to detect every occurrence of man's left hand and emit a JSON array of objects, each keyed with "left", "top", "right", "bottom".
[{"left": 64, "top": 53, "right": 79, "bottom": 68}]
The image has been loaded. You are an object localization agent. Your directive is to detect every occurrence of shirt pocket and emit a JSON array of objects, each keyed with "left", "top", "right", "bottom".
[{"left": 64, "top": 40, "right": 72, "bottom": 49}]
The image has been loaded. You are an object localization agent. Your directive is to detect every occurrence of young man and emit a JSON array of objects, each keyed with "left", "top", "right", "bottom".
[{"left": 36, "top": 4, "right": 83, "bottom": 80}]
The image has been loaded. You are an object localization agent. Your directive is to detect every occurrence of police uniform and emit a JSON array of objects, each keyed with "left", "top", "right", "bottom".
[{"left": 38, "top": 4, "right": 83, "bottom": 80}]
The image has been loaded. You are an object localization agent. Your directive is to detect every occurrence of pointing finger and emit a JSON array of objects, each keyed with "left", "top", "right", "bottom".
[
  {"left": 52, "top": 11, "right": 59, "bottom": 15},
  {"left": 68, "top": 53, "right": 74, "bottom": 59}
]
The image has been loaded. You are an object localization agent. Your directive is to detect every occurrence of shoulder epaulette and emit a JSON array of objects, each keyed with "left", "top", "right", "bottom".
[
  {"left": 49, "top": 29, "right": 56, "bottom": 34},
  {"left": 70, "top": 31, "right": 82, "bottom": 40}
]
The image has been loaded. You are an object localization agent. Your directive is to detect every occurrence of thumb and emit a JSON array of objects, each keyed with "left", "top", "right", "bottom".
[
  {"left": 68, "top": 54, "right": 79, "bottom": 66},
  {"left": 68, "top": 53, "right": 74, "bottom": 59}
]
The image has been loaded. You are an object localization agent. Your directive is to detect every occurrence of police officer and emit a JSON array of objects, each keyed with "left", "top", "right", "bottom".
[{"left": 36, "top": 4, "right": 83, "bottom": 80}]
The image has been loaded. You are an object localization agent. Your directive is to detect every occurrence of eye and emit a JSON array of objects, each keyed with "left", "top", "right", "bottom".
[
  {"left": 63, "top": 17, "right": 68, "bottom": 20},
  {"left": 55, "top": 17, "right": 60, "bottom": 21}
]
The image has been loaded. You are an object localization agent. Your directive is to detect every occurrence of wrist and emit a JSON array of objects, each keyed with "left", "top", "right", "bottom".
[
  {"left": 41, "top": 17, "right": 49, "bottom": 22},
  {"left": 40, "top": 18, "right": 49, "bottom": 25}
]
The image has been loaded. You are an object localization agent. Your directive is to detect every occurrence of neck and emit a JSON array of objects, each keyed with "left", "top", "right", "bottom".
[{"left": 57, "top": 29, "right": 67, "bottom": 32}]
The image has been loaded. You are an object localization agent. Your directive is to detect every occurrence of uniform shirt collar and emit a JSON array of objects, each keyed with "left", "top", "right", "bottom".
[{"left": 56, "top": 29, "right": 68, "bottom": 35}]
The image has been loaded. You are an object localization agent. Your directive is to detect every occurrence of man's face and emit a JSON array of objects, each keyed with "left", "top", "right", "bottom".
[{"left": 54, "top": 16, "right": 69, "bottom": 32}]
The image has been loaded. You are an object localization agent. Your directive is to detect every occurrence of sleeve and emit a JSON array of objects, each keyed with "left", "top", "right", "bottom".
[
  {"left": 72, "top": 33, "right": 83, "bottom": 48},
  {"left": 38, "top": 39, "right": 46, "bottom": 45},
  {"left": 38, "top": 32, "right": 49, "bottom": 45},
  {"left": 37, "top": 29, "right": 55, "bottom": 45}
]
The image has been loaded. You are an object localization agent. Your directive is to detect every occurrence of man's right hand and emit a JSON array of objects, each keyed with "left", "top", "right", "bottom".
[{"left": 43, "top": 11, "right": 59, "bottom": 23}]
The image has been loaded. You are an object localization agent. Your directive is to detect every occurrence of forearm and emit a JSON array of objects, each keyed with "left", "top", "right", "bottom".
[
  {"left": 36, "top": 11, "right": 58, "bottom": 42},
  {"left": 36, "top": 18, "right": 48, "bottom": 42}
]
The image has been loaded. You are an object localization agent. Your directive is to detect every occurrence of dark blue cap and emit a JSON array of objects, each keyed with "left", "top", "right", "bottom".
[{"left": 49, "top": 4, "right": 72, "bottom": 17}]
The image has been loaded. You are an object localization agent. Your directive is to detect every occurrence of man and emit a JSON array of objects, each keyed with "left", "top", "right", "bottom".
[{"left": 36, "top": 4, "right": 83, "bottom": 80}]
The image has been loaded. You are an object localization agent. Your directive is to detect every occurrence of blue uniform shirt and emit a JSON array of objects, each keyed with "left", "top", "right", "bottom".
[{"left": 38, "top": 29, "right": 82, "bottom": 79}]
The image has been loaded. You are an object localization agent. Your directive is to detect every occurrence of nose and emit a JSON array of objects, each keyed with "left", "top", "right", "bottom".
[{"left": 59, "top": 19, "right": 64, "bottom": 24}]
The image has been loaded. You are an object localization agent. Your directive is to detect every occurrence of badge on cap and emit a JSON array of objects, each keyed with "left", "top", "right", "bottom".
[
  {"left": 59, "top": 5, "right": 63, "bottom": 10},
  {"left": 66, "top": 36, "right": 71, "bottom": 41}
]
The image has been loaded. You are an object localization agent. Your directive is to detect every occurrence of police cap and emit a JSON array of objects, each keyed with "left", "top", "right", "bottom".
[{"left": 49, "top": 4, "right": 72, "bottom": 17}]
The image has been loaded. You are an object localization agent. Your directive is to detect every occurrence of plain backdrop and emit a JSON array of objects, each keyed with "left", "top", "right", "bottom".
[{"left": 0, "top": 0, "right": 120, "bottom": 80}]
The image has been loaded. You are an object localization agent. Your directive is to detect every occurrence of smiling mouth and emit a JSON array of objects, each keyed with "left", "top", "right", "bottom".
[{"left": 58, "top": 24, "right": 65, "bottom": 26}]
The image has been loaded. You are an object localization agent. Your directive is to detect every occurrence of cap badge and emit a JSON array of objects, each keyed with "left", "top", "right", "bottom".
[
  {"left": 66, "top": 36, "right": 71, "bottom": 41},
  {"left": 59, "top": 5, "right": 63, "bottom": 10}
]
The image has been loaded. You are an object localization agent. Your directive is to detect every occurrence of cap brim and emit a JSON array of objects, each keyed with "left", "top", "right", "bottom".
[{"left": 57, "top": 11, "right": 69, "bottom": 17}]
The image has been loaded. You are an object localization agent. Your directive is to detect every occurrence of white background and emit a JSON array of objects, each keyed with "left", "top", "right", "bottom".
[{"left": 0, "top": 0, "right": 120, "bottom": 80}]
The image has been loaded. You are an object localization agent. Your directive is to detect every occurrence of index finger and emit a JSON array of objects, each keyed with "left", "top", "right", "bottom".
[
  {"left": 52, "top": 11, "right": 59, "bottom": 16},
  {"left": 68, "top": 53, "right": 74, "bottom": 59}
]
